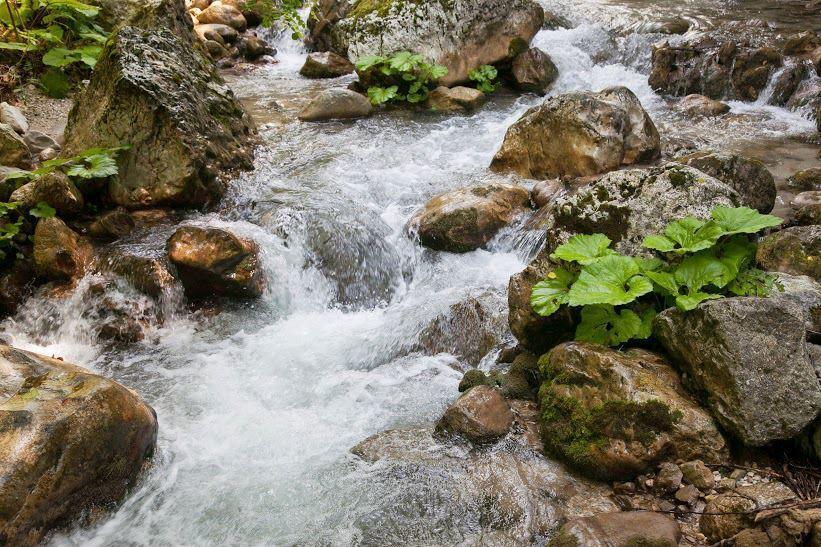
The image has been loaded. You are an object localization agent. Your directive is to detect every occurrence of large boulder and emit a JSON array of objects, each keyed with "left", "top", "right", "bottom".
[
  {"left": 299, "top": 51, "right": 355, "bottom": 78},
  {"left": 407, "top": 183, "right": 530, "bottom": 252},
  {"left": 548, "top": 511, "right": 681, "bottom": 547},
  {"left": 0, "top": 123, "right": 30, "bottom": 168},
  {"left": 33, "top": 218, "right": 91, "bottom": 281},
  {"left": 0, "top": 103, "right": 28, "bottom": 135},
  {"left": 490, "top": 87, "right": 660, "bottom": 179},
  {"left": 91, "top": 0, "right": 195, "bottom": 39},
  {"left": 166, "top": 226, "right": 264, "bottom": 299},
  {"left": 435, "top": 385, "right": 513, "bottom": 443},
  {"left": 792, "top": 191, "right": 821, "bottom": 226},
  {"left": 9, "top": 171, "right": 84, "bottom": 216},
  {"left": 655, "top": 286, "right": 821, "bottom": 446},
  {"left": 314, "top": 0, "right": 544, "bottom": 86},
  {"left": 675, "top": 150, "right": 776, "bottom": 213},
  {"left": 297, "top": 88, "right": 372, "bottom": 122},
  {"left": 63, "top": 27, "right": 255, "bottom": 209},
  {"left": 510, "top": 47, "right": 558, "bottom": 95},
  {"left": 538, "top": 342, "right": 728, "bottom": 481},
  {"left": 757, "top": 226, "right": 821, "bottom": 281},
  {"left": 0, "top": 345, "right": 157, "bottom": 545},
  {"left": 196, "top": 1, "right": 247, "bottom": 31},
  {"left": 508, "top": 164, "right": 740, "bottom": 353},
  {"left": 787, "top": 167, "right": 821, "bottom": 192},
  {"left": 649, "top": 38, "right": 783, "bottom": 101}
]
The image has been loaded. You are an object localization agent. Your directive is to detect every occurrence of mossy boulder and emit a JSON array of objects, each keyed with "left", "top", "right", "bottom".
[
  {"left": 655, "top": 288, "right": 821, "bottom": 446},
  {"left": 757, "top": 226, "right": 821, "bottom": 281},
  {"left": 675, "top": 150, "right": 776, "bottom": 213},
  {"left": 315, "top": 0, "right": 544, "bottom": 86},
  {"left": 0, "top": 123, "right": 30, "bottom": 169},
  {"left": 0, "top": 345, "right": 157, "bottom": 545},
  {"left": 792, "top": 191, "right": 821, "bottom": 226},
  {"left": 63, "top": 27, "right": 255, "bottom": 209},
  {"left": 33, "top": 218, "right": 92, "bottom": 282},
  {"left": 537, "top": 342, "right": 728, "bottom": 482},
  {"left": 490, "top": 87, "right": 659, "bottom": 179},
  {"left": 699, "top": 482, "right": 796, "bottom": 542},
  {"left": 787, "top": 167, "right": 821, "bottom": 192},
  {"left": 407, "top": 183, "right": 530, "bottom": 252},
  {"left": 548, "top": 511, "right": 681, "bottom": 547}
]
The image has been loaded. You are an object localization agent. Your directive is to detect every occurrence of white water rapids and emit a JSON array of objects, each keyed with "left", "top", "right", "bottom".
[{"left": 2, "top": 0, "right": 818, "bottom": 544}]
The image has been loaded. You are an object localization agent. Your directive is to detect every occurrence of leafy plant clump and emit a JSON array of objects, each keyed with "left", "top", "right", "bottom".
[
  {"left": 245, "top": 0, "right": 305, "bottom": 39},
  {"left": 468, "top": 64, "right": 499, "bottom": 94},
  {"left": 530, "top": 206, "right": 783, "bottom": 347},
  {"left": 1, "top": 0, "right": 109, "bottom": 97},
  {"left": 355, "top": 51, "right": 448, "bottom": 106},
  {"left": 5, "top": 145, "right": 128, "bottom": 185}
]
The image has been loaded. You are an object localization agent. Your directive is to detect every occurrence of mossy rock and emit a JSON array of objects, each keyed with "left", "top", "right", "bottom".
[
  {"left": 537, "top": 342, "right": 728, "bottom": 481},
  {"left": 757, "top": 226, "right": 821, "bottom": 282}
]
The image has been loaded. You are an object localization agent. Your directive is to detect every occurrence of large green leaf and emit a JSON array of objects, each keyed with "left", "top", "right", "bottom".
[
  {"left": 355, "top": 55, "right": 386, "bottom": 71},
  {"left": 575, "top": 304, "right": 650, "bottom": 346},
  {"left": 642, "top": 216, "right": 724, "bottom": 254},
  {"left": 645, "top": 270, "right": 679, "bottom": 296},
  {"left": 39, "top": 68, "right": 70, "bottom": 98},
  {"left": 675, "top": 291, "right": 723, "bottom": 311},
  {"left": 673, "top": 253, "right": 726, "bottom": 291},
  {"left": 531, "top": 267, "right": 575, "bottom": 317},
  {"left": 710, "top": 206, "right": 782, "bottom": 235},
  {"left": 567, "top": 255, "right": 653, "bottom": 306},
  {"left": 551, "top": 234, "right": 615, "bottom": 265},
  {"left": 42, "top": 47, "right": 77, "bottom": 67},
  {"left": 65, "top": 153, "right": 118, "bottom": 178},
  {"left": 29, "top": 201, "right": 56, "bottom": 218}
]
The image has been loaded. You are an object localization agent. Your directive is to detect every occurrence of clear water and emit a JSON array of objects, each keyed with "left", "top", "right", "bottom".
[{"left": 3, "top": 0, "right": 819, "bottom": 544}]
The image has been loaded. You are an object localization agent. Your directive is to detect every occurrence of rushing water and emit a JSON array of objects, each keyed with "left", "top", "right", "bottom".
[{"left": 3, "top": 0, "right": 820, "bottom": 544}]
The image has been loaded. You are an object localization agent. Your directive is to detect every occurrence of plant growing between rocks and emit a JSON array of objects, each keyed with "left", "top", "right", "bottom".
[
  {"left": 355, "top": 51, "right": 448, "bottom": 105},
  {"left": 244, "top": 0, "right": 305, "bottom": 39},
  {"left": 4, "top": 145, "right": 127, "bottom": 185},
  {"left": 530, "top": 206, "right": 783, "bottom": 346},
  {"left": 468, "top": 64, "right": 499, "bottom": 94}
]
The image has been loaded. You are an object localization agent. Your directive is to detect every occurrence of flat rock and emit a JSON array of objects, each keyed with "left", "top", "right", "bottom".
[
  {"left": 299, "top": 51, "right": 354, "bottom": 78},
  {"left": 549, "top": 511, "right": 681, "bottom": 547},
  {"left": 425, "top": 86, "right": 485, "bottom": 112},
  {"left": 298, "top": 88, "right": 372, "bottom": 121}
]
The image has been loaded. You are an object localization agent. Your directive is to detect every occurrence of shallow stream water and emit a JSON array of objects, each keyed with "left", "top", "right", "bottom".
[{"left": 3, "top": 0, "right": 820, "bottom": 544}]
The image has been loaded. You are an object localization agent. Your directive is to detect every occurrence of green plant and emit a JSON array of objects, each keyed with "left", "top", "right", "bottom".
[
  {"left": 530, "top": 206, "right": 783, "bottom": 347},
  {"left": 355, "top": 51, "right": 448, "bottom": 105},
  {"left": 0, "top": 0, "right": 108, "bottom": 97},
  {"left": 244, "top": 0, "right": 305, "bottom": 40},
  {"left": 468, "top": 64, "right": 499, "bottom": 94},
  {"left": 5, "top": 145, "right": 128, "bottom": 185}
]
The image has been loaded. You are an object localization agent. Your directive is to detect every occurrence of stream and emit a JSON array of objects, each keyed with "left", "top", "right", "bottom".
[{"left": 3, "top": 0, "right": 820, "bottom": 544}]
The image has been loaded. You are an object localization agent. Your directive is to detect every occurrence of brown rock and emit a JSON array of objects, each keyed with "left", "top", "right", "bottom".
[
  {"left": 166, "top": 226, "right": 265, "bottom": 299},
  {"left": 757, "top": 226, "right": 821, "bottom": 281},
  {"left": 0, "top": 260, "right": 35, "bottom": 317},
  {"left": 675, "top": 484, "right": 700, "bottom": 505},
  {"left": 425, "top": 86, "right": 486, "bottom": 112},
  {"left": 656, "top": 462, "right": 683, "bottom": 492},
  {"left": 407, "top": 183, "right": 530, "bottom": 252},
  {"left": 102, "top": 249, "right": 180, "bottom": 299},
  {"left": 787, "top": 168, "right": 821, "bottom": 192},
  {"left": 792, "top": 191, "right": 821, "bottom": 226},
  {"left": 299, "top": 51, "right": 354, "bottom": 78},
  {"left": 9, "top": 171, "right": 84, "bottom": 216},
  {"left": 86, "top": 208, "right": 136, "bottom": 241},
  {"left": 549, "top": 511, "right": 680, "bottom": 546},
  {"left": 0, "top": 123, "right": 30, "bottom": 168},
  {"left": 33, "top": 218, "right": 90, "bottom": 281},
  {"left": 530, "top": 179, "right": 564, "bottom": 208},
  {"left": 700, "top": 482, "right": 796, "bottom": 542},
  {"left": 679, "top": 94, "right": 730, "bottom": 117},
  {"left": 195, "top": 22, "right": 238, "bottom": 43},
  {"left": 196, "top": 1, "right": 246, "bottom": 30},
  {"left": 510, "top": 47, "right": 558, "bottom": 95},
  {"left": 680, "top": 460, "right": 715, "bottom": 490},
  {"left": 435, "top": 385, "right": 513, "bottom": 443},
  {"left": 298, "top": 88, "right": 372, "bottom": 122},
  {"left": 0, "top": 345, "right": 157, "bottom": 545}
]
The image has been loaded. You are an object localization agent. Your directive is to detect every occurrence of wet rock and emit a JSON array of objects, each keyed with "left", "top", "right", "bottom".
[
  {"left": 102, "top": 248, "right": 179, "bottom": 299},
  {"left": 508, "top": 164, "right": 740, "bottom": 353},
  {"left": 548, "top": 511, "right": 680, "bottom": 547},
  {"left": 787, "top": 167, "right": 821, "bottom": 192},
  {"left": 351, "top": 426, "right": 617, "bottom": 544},
  {"left": 784, "top": 31, "right": 820, "bottom": 56},
  {"left": 510, "top": 47, "right": 558, "bottom": 95},
  {"left": 435, "top": 385, "right": 513, "bottom": 443},
  {"left": 490, "top": 87, "right": 659, "bottom": 179},
  {"left": 195, "top": 22, "right": 238, "bottom": 44},
  {"left": 655, "top": 295, "right": 821, "bottom": 446},
  {"left": 649, "top": 39, "right": 783, "bottom": 101},
  {"left": 320, "top": 0, "right": 544, "bottom": 86},
  {"left": 237, "top": 35, "right": 272, "bottom": 61},
  {"left": 675, "top": 150, "right": 776, "bottom": 213},
  {"left": 424, "top": 86, "right": 485, "bottom": 112},
  {"left": 86, "top": 208, "right": 136, "bottom": 241},
  {"left": 0, "top": 102, "right": 27, "bottom": 135},
  {"left": 166, "top": 226, "right": 264, "bottom": 299},
  {"left": 196, "top": 1, "right": 246, "bottom": 30},
  {"left": 33, "top": 218, "right": 90, "bottom": 281},
  {"left": 542, "top": 10, "right": 570, "bottom": 31},
  {"left": 530, "top": 179, "right": 564, "bottom": 208},
  {"left": 0, "top": 260, "right": 35, "bottom": 317},
  {"left": 786, "top": 78, "right": 821, "bottom": 113},
  {"left": 768, "top": 62, "right": 808, "bottom": 106},
  {"left": 459, "top": 369, "right": 491, "bottom": 392},
  {"left": 418, "top": 289, "right": 508, "bottom": 367},
  {"left": 297, "top": 88, "right": 372, "bottom": 121},
  {"left": 94, "top": 0, "right": 194, "bottom": 37},
  {"left": 792, "top": 191, "right": 821, "bottom": 226},
  {"left": 407, "top": 183, "right": 530, "bottom": 252},
  {"left": 305, "top": 0, "right": 352, "bottom": 52},
  {"left": 22, "top": 130, "right": 60, "bottom": 160},
  {"left": 9, "top": 171, "right": 84, "bottom": 216},
  {"left": 299, "top": 51, "right": 354, "bottom": 78},
  {"left": 700, "top": 482, "right": 796, "bottom": 542},
  {"left": 655, "top": 18, "right": 690, "bottom": 35},
  {"left": 0, "top": 345, "right": 157, "bottom": 545},
  {"left": 502, "top": 351, "right": 541, "bottom": 400},
  {"left": 538, "top": 342, "right": 728, "bottom": 481},
  {"left": 63, "top": 27, "right": 255, "bottom": 209},
  {"left": 656, "top": 462, "right": 683, "bottom": 492},
  {"left": 680, "top": 460, "right": 715, "bottom": 490},
  {"left": 0, "top": 123, "right": 30, "bottom": 168},
  {"left": 678, "top": 93, "right": 730, "bottom": 117},
  {"left": 757, "top": 226, "right": 821, "bottom": 281}
]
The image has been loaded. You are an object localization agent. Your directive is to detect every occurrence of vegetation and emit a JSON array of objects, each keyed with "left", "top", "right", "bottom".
[
  {"left": 355, "top": 51, "right": 447, "bottom": 105},
  {"left": 530, "top": 206, "right": 783, "bottom": 347},
  {"left": 0, "top": 0, "right": 109, "bottom": 97},
  {"left": 468, "top": 64, "right": 499, "bottom": 94},
  {"left": 245, "top": 0, "right": 306, "bottom": 39}
]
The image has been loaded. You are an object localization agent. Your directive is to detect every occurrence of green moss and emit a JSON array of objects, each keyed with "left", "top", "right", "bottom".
[
  {"left": 623, "top": 538, "right": 677, "bottom": 547},
  {"left": 458, "top": 369, "right": 490, "bottom": 392},
  {"left": 349, "top": 0, "right": 424, "bottom": 19},
  {"left": 547, "top": 529, "right": 580, "bottom": 547}
]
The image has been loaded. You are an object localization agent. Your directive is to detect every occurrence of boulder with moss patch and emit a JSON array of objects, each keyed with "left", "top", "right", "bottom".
[
  {"left": 757, "top": 226, "right": 820, "bottom": 281},
  {"left": 63, "top": 27, "right": 255, "bottom": 209},
  {"left": 538, "top": 342, "right": 728, "bottom": 482},
  {"left": 313, "top": 0, "right": 544, "bottom": 86},
  {"left": 548, "top": 511, "right": 681, "bottom": 547}
]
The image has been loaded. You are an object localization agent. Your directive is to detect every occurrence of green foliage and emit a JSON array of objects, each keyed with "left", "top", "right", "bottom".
[
  {"left": 245, "top": 0, "right": 305, "bottom": 40},
  {"left": 531, "top": 206, "right": 783, "bottom": 346},
  {"left": 468, "top": 64, "right": 499, "bottom": 94},
  {"left": 354, "top": 51, "right": 448, "bottom": 106},
  {"left": 29, "top": 201, "right": 55, "bottom": 218},
  {"left": 0, "top": 0, "right": 108, "bottom": 96},
  {"left": 5, "top": 145, "right": 129, "bottom": 184}
]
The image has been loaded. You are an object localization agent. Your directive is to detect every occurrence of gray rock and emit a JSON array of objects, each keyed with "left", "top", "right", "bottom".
[
  {"left": 299, "top": 51, "right": 354, "bottom": 78},
  {"left": 700, "top": 482, "right": 796, "bottom": 542},
  {"left": 298, "top": 88, "right": 372, "bottom": 121},
  {"left": 757, "top": 226, "right": 821, "bottom": 282},
  {"left": 656, "top": 462, "right": 683, "bottom": 492},
  {"left": 22, "top": 130, "right": 60, "bottom": 159},
  {"left": 0, "top": 123, "right": 30, "bottom": 168},
  {"left": 792, "top": 190, "right": 821, "bottom": 226},
  {"left": 675, "top": 150, "right": 776, "bottom": 213},
  {"left": 0, "top": 102, "right": 28, "bottom": 134},
  {"left": 549, "top": 511, "right": 681, "bottom": 547},
  {"left": 318, "top": 0, "right": 544, "bottom": 86},
  {"left": 63, "top": 27, "right": 255, "bottom": 209},
  {"left": 655, "top": 294, "right": 821, "bottom": 446},
  {"left": 678, "top": 94, "right": 730, "bottom": 117},
  {"left": 490, "top": 87, "right": 659, "bottom": 179},
  {"left": 93, "top": 0, "right": 194, "bottom": 38},
  {"left": 510, "top": 47, "right": 558, "bottom": 95}
]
